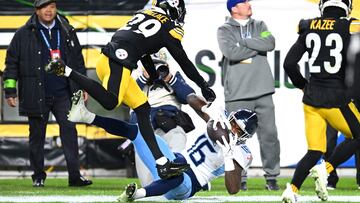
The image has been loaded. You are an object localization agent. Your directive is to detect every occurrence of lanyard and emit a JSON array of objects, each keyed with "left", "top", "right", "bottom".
[{"left": 40, "top": 29, "right": 60, "bottom": 51}]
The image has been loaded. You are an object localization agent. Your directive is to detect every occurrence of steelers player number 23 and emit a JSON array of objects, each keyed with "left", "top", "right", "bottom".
[
  {"left": 121, "top": 14, "right": 161, "bottom": 38},
  {"left": 306, "top": 33, "right": 343, "bottom": 74}
]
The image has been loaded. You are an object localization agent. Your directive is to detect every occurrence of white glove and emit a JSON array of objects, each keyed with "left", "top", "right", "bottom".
[
  {"left": 201, "top": 103, "right": 231, "bottom": 130},
  {"left": 216, "top": 133, "right": 238, "bottom": 171}
]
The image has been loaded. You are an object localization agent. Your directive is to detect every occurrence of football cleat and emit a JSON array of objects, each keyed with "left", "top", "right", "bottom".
[
  {"left": 45, "top": 58, "right": 66, "bottom": 76},
  {"left": 156, "top": 160, "right": 190, "bottom": 179},
  {"left": 67, "top": 90, "right": 95, "bottom": 124},
  {"left": 281, "top": 183, "right": 298, "bottom": 203},
  {"left": 310, "top": 161, "right": 329, "bottom": 201},
  {"left": 118, "top": 182, "right": 137, "bottom": 202}
]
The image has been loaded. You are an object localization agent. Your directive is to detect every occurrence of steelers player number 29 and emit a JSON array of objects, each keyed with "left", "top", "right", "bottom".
[
  {"left": 121, "top": 14, "right": 161, "bottom": 38},
  {"left": 306, "top": 33, "right": 343, "bottom": 74}
]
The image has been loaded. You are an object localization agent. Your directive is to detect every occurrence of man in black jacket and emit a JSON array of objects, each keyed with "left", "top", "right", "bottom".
[{"left": 3, "top": 0, "right": 92, "bottom": 187}]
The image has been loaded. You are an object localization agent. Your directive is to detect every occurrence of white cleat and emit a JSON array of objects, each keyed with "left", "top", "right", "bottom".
[
  {"left": 281, "top": 183, "right": 298, "bottom": 203},
  {"left": 310, "top": 161, "right": 329, "bottom": 201},
  {"left": 67, "top": 90, "right": 95, "bottom": 124},
  {"left": 117, "top": 182, "right": 137, "bottom": 202}
]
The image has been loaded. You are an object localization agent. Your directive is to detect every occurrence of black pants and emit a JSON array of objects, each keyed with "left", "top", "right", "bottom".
[{"left": 28, "top": 95, "right": 80, "bottom": 181}]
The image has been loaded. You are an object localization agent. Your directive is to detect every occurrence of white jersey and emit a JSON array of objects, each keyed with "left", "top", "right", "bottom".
[{"left": 181, "top": 132, "right": 253, "bottom": 186}]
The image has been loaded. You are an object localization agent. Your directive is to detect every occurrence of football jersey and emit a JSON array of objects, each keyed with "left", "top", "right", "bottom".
[
  {"left": 284, "top": 17, "right": 360, "bottom": 107},
  {"left": 101, "top": 7, "right": 205, "bottom": 86},
  {"left": 181, "top": 132, "right": 252, "bottom": 187}
]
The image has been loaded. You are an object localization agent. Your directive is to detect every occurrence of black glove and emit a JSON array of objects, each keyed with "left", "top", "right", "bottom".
[
  {"left": 200, "top": 81, "right": 216, "bottom": 102},
  {"left": 45, "top": 58, "right": 66, "bottom": 76},
  {"left": 150, "top": 78, "right": 171, "bottom": 92}
]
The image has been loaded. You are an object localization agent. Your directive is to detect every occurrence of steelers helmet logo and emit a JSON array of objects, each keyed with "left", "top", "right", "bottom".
[{"left": 115, "top": 48, "right": 128, "bottom": 60}]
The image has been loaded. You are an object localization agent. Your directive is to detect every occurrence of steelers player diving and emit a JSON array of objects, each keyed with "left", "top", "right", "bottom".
[
  {"left": 281, "top": 0, "right": 360, "bottom": 202},
  {"left": 45, "top": 0, "right": 216, "bottom": 179}
]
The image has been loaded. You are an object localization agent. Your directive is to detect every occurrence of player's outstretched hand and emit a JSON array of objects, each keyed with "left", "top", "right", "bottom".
[{"left": 201, "top": 102, "right": 231, "bottom": 130}]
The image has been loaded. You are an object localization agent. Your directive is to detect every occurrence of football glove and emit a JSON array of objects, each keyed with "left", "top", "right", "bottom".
[
  {"left": 216, "top": 134, "right": 238, "bottom": 171},
  {"left": 201, "top": 103, "right": 231, "bottom": 130},
  {"left": 150, "top": 78, "right": 171, "bottom": 92},
  {"left": 200, "top": 81, "right": 216, "bottom": 102},
  {"left": 45, "top": 58, "right": 66, "bottom": 76}
]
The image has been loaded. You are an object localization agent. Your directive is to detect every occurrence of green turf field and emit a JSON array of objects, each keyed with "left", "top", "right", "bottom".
[{"left": 0, "top": 177, "right": 360, "bottom": 202}]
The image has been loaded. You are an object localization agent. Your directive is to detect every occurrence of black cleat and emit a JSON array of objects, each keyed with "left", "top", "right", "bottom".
[
  {"left": 156, "top": 160, "right": 190, "bottom": 179},
  {"left": 69, "top": 176, "right": 92, "bottom": 187}
]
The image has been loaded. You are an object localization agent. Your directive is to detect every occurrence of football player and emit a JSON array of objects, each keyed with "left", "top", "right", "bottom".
[
  {"left": 67, "top": 90, "right": 257, "bottom": 201},
  {"left": 282, "top": 0, "right": 360, "bottom": 202},
  {"left": 45, "top": 0, "right": 216, "bottom": 179}
]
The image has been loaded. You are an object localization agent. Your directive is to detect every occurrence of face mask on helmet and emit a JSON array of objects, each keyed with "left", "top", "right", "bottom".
[
  {"left": 228, "top": 109, "right": 258, "bottom": 142},
  {"left": 154, "top": 0, "right": 186, "bottom": 24},
  {"left": 319, "top": 0, "right": 352, "bottom": 16}
]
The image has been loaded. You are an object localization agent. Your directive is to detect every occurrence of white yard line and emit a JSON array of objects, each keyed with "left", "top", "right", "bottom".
[{"left": 1, "top": 195, "right": 360, "bottom": 202}]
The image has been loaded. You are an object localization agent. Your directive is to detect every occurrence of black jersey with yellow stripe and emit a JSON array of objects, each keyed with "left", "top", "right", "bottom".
[
  {"left": 100, "top": 7, "right": 206, "bottom": 87},
  {"left": 284, "top": 17, "right": 360, "bottom": 107},
  {"left": 101, "top": 7, "right": 184, "bottom": 70}
]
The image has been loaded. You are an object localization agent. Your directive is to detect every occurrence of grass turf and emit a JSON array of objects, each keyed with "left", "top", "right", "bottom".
[{"left": 0, "top": 177, "right": 360, "bottom": 202}]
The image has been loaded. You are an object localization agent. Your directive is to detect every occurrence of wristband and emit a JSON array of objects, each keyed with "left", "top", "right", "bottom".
[{"left": 224, "top": 157, "right": 235, "bottom": 171}]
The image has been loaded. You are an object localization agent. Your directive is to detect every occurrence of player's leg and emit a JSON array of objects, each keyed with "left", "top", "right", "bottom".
[
  {"left": 124, "top": 77, "right": 190, "bottom": 179},
  {"left": 67, "top": 55, "right": 119, "bottom": 110},
  {"left": 283, "top": 104, "right": 327, "bottom": 201},
  {"left": 325, "top": 102, "right": 360, "bottom": 172}
]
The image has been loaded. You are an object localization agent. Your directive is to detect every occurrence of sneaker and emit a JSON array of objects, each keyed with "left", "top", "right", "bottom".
[
  {"left": 266, "top": 179, "right": 280, "bottom": 191},
  {"left": 310, "top": 162, "right": 328, "bottom": 201},
  {"left": 32, "top": 178, "right": 45, "bottom": 187},
  {"left": 68, "top": 90, "right": 95, "bottom": 124},
  {"left": 45, "top": 58, "right": 66, "bottom": 76},
  {"left": 68, "top": 176, "right": 92, "bottom": 187},
  {"left": 240, "top": 182, "right": 247, "bottom": 191},
  {"left": 156, "top": 160, "right": 190, "bottom": 179},
  {"left": 118, "top": 182, "right": 137, "bottom": 202},
  {"left": 281, "top": 183, "right": 298, "bottom": 203}
]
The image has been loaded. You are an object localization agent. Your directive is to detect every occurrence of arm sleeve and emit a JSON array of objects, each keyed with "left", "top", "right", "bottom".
[
  {"left": 166, "top": 41, "right": 206, "bottom": 88},
  {"left": 169, "top": 72, "right": 195, "bottom": 104},
  {"left": 141, "top": 54, "right": 158, "bottom": 81},
  {"left": 241, "top": 21, "right": 275, "bottom": 52},
  {"left": 283, "top": 36, "right": 308, "bottom": 89},
  {"left": 217, "top": 25, "right": 258, "bottom": 61}
]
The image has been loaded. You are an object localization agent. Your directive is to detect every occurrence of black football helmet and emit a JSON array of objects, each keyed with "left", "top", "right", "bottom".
[
  {"left": 153, "top": 0, "right": 186, "bottom": 24},
  {"left": 228, "top": 109, "right": 258, "bottom": 141},
  {"left": 319, "top": 0, "right": 352, "bottom": 16}
]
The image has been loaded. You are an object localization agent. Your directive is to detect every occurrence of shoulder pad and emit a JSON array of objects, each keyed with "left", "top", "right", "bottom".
[
  {"left": 169, "top": 26, "right": 184, "bottom": 41},
  {"left": 350, "top": 19, "right": 360, "bottom": 34}
]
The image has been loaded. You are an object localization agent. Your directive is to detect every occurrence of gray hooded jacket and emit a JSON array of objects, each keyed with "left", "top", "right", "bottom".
[{"left": 217, "top": 17, "right": 275, "bottom": 102}]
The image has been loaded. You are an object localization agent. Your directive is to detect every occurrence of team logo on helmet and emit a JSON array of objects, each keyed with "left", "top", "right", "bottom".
[{"left": 228, "top": 109, "right": 258, "bottom": 142}]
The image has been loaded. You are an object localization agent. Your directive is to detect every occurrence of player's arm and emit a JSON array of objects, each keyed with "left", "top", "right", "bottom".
[
  {"left": 186, "top": 93, "right": 210, "bottom": 122},
  {"left": 283, "top": 20, "right": 308, "bottom": 90},
  {"left": 140, "top": 54, "right": 158, "bottom": 81},
  {"left": 283, "top": 37, "right": 307, "bottom": 90},
  {"left": 224, "top": 161, "right": 242, "bottom": 194}
]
